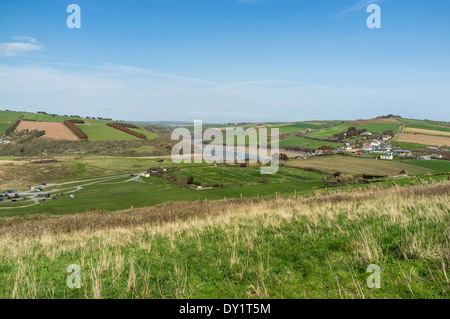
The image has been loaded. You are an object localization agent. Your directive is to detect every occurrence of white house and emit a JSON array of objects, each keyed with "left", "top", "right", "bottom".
[{"left": 380, "top": 154, "right": 393, "bottom": 160}]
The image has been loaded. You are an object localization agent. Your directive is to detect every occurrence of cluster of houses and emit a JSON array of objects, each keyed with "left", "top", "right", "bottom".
[
  {"left": 296, "top": 131, "right": 443, "bottom": 162},
  {"left": 362, "top": 139, "right": 392, "bottom": 154}
]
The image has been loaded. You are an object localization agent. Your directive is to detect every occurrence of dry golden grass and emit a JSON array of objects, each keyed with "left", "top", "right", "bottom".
[
  {"left": 0, "top": 182, "right": 448, "bottom": 240},
  {"left": 397, "top": 133, "right": 450, "bottom": 147}
]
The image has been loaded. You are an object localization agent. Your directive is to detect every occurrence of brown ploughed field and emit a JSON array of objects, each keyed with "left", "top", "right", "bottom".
[{"left": 15, "top": 121, "right": 79, "bottom": 141}]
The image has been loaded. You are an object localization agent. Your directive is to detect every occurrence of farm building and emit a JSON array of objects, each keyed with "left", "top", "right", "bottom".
[
  {"left": 417, "top": 155, "right": 431, "bottom": 160},
  {"left": 360, "top": 132, "right": 373, "bottom": 136}
]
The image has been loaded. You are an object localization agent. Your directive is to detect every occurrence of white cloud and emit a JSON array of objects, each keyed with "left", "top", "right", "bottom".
[
  {"left": 12, "top": 36, "right": 38, "bottom": 43},
  {"left": 0, "top": 37, "right": 42, "bottom": 57}
]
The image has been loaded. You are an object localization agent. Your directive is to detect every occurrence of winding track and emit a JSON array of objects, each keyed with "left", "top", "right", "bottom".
[{"left": 0, "top": 173, "right": 144, "bottom": 210}]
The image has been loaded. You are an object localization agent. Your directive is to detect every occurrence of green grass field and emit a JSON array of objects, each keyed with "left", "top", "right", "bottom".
[
  {"left": 167, "top": 165, "right": 323, "bottom": 187},
  {"left": 0, "top": 123, "right": 9, "bottom": 134},
  {"left": 279, "top": 137, "right": 343, "bottom": 148},
  {"left": 0, "top": 174, "right": 325, "bottom": 217},
  {"left": 77, "top": 124, "right": 141, "bottom": 141},
  {"left": 402, "top": 159, "right": 450, "bottom": 172},
  {"left": 391, "top": 141, "right": 429, "bottom": 149},
  {"left": 0, "top": 110, "right": 24, "bottom": 123}
]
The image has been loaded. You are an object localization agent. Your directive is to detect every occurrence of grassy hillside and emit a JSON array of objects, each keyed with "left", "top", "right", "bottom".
[
  {"left": 0, "top": 182, "right": 448, "bottom": 299},
  {"left": 306, "top": 123, "right": 399, "bottom": 139},
  {"left": 22, "top": 113, "right": 83, "bottom": 123}
]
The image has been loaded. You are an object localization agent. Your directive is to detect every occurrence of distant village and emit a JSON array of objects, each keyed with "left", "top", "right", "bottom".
[{"left": 290, "top": 130, "right": 443, "bottom": 161}]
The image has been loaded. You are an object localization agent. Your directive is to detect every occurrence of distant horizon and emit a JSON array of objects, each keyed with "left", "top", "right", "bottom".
[{"left": 1, "top": 108, "right": 448, "bottom": 125}]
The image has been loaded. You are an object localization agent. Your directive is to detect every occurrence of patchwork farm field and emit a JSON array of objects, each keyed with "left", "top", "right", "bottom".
[
  {"left": 285, "top": 156, "right": 433, "bottom": 175},
  {"left": 396, "top": 133, "right": 450, "bottom": 148},
  {"left": 1, "top": 152, "right": 448, "bottom": 218},
  {"left": 15, "top": 121, "right": 79, "bottom": 141}
]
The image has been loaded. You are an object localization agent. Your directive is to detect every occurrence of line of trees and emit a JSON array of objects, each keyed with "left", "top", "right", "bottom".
[
  {"left": 64, "top": 120, "right": 88, "bottom": 140},
  {"left": 5, "top": 118, "right": 22, "bottom": 135}
]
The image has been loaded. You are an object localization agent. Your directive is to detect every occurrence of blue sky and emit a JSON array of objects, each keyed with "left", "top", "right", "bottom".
[{"left": 0, "top": 0, "right": 449, "bottom": 122}]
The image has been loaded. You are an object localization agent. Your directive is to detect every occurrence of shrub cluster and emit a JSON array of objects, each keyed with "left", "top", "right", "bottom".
[{"left": 64, "top": 120, "right": 88, "bottom": 140}]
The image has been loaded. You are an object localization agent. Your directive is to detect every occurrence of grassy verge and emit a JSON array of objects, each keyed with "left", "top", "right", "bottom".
[{"left": 0, "top": 182, "right": 448, "bottom": 299}]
